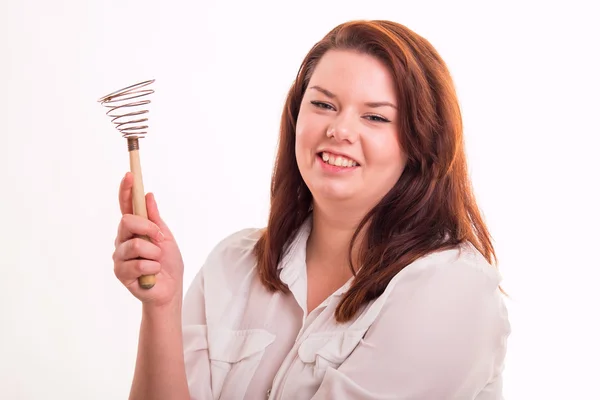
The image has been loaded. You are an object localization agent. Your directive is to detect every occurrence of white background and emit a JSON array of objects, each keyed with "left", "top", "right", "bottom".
[{"left": 1, "top": 0, "right": 598, "bottom": 399}]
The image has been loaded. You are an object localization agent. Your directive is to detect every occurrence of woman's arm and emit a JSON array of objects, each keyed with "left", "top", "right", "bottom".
[
  {"left": 129, "top": 299, "right": 191, "bottom": 400},
  {"left": 128, "top": 229, "right": 249, "bottom": 400}
]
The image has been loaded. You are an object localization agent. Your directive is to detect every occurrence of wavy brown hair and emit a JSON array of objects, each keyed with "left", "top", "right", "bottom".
[{"left": 254, "top": 20, "right": 501, "bottom": 323}]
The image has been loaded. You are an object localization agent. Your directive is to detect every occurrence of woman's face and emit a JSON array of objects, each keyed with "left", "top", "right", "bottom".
[{"left": 295, "top": 49, "right": 408, "bottom": 211}]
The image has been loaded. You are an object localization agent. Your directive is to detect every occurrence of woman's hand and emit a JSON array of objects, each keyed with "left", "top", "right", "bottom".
[{"left": 112, "top": 172, "right": 184, "bottom": 308}]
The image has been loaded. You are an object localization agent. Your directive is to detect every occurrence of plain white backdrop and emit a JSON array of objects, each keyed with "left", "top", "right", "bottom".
[{"left": 1, "top": 0, "right": 598, "bottom": 399}]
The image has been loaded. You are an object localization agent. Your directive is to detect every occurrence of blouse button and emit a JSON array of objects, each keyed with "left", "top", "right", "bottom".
[{"left": 266, "top": 388, "right": 271, "bottom": 398}]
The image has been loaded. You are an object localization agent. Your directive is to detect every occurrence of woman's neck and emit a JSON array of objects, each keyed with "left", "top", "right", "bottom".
[{"left": 306, "top": 201, "right": 367, "bottom": 274}]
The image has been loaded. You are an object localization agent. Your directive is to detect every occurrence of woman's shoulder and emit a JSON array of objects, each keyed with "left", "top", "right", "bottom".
[
  {"left": 396, "top": 241, "right": 503, "bottom": 289},
  {"left": 367, "top": 242, "right": 507, "bottom": 319},
  {"left": 207, "top": 227, "right": 265, "bottom": 258},
  {"left": 199, "top": 226, "right": 265, "bottom": 280},
  {"left": 364, "top": 241, "right": 510, "bottom": 341}
]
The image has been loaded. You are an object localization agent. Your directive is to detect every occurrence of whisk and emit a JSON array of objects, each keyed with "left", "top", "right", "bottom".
[{"left": 98, "top": 79, "right": 156, "bottom": 290}]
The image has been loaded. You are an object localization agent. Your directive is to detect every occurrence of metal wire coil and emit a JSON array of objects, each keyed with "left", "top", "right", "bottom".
[{"left": 98, "top": 79, "right": 155, "bottom": 139}]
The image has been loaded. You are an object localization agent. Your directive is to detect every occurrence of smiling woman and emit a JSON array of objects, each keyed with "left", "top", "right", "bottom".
[
  {"left": 112, "top": 19, "right": 510, "bottom": 400},
  {"left": 295, "top": 50, "right": 406, "bottom": 210}
]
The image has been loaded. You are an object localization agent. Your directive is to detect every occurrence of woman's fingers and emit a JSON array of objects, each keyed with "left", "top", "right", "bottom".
[
  {"left": 115, "top": 214, "right": 165, "bottom": 247},
  {"left": 113, "top": 237, "right": 162, "bottom": 262},
  {"left": 114, "top": 259, "right": 162, "bottom": 285},
  {"left": 117, "top": 172, "right": 173, "bottom": 241},
  {"left": 145, "top": 192, "right": 173, "bottom": 239},
  {"left": 119, "top": 172, "right": 134, "bottom": 215}
]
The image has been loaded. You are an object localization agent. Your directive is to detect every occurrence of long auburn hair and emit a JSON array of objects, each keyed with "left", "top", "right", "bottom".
[{"left": 254, "top": 20, "right": 501, "bottom": 323}]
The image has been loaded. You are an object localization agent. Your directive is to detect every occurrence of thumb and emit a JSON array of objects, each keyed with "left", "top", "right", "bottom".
[{"left": 146, "top": 192, "right": 172, "bottom": 238}]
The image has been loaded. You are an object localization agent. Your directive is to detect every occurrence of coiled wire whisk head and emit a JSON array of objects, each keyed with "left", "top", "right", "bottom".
[{"left": 98, "top": 79, "right": 155, "bottom": 149}]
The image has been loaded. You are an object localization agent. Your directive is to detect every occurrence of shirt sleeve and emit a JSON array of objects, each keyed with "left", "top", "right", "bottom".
[
  {"left": 311, "top": 255, "right": 511, "bottom": 400},
  {"left": 181, "top": 266, "right": 214, "bottom": 400}
]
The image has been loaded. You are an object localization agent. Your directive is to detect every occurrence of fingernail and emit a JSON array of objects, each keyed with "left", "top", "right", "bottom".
[{"left": 157, "top": 230, "right": 165, "bottom": 242}]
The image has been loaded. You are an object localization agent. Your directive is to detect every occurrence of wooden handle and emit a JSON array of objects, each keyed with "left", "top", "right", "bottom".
[{"left": 129, "top": 144, "right": 156, "bottom": 290}]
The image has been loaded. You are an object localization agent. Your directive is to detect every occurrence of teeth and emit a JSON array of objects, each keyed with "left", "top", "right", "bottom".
[{"left": 320, "top": 152, "right": 358, "bottom": 168}]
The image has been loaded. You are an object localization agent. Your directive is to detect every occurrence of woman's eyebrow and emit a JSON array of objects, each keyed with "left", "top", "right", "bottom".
[
  {"left": 365, "top": 101, "right": 397, "bottom": 110},
  {"left": 309, "top": 85, "right": 337, "bottom": 99},
  {"left": 309, "top": 85, "right": 397, "bottom": 109}
]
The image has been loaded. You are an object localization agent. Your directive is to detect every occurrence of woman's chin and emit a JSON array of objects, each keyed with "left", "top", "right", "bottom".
[{"left": 312, "top": 184, "right": 357, "bottom": 203}]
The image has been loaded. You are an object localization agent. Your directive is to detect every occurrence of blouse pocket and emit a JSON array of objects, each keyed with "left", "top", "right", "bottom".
[
  {"left": 297, "top": 329, "right": 367, "bottom": 380},
  {"left": 207, "top": 327, "right": 275, "bottom": 399}
]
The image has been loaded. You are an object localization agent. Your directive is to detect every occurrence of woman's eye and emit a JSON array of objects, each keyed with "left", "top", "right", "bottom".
[
  {"left": 311, "top": 101, "right": 335, "bottom": 110},
  {"left": 310, "top": 101, "right": 390, "bottom": 123},
  {"left": 365, "top": 115, "right": 390, "bottom": 123}
]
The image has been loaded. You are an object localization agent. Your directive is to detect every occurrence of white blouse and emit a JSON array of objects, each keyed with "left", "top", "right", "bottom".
[{"left": 181, "top": 217, "right": 511, "bottom": 400}]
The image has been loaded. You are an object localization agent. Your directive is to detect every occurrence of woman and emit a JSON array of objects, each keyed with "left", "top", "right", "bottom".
[{"left": 113, "top": 20, "right": 510, "bottom": 400}]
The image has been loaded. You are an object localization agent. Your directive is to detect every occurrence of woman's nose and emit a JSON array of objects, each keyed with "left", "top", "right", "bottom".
[{"left": 327, "top": 114, "right": 358, "bottom": 143}]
